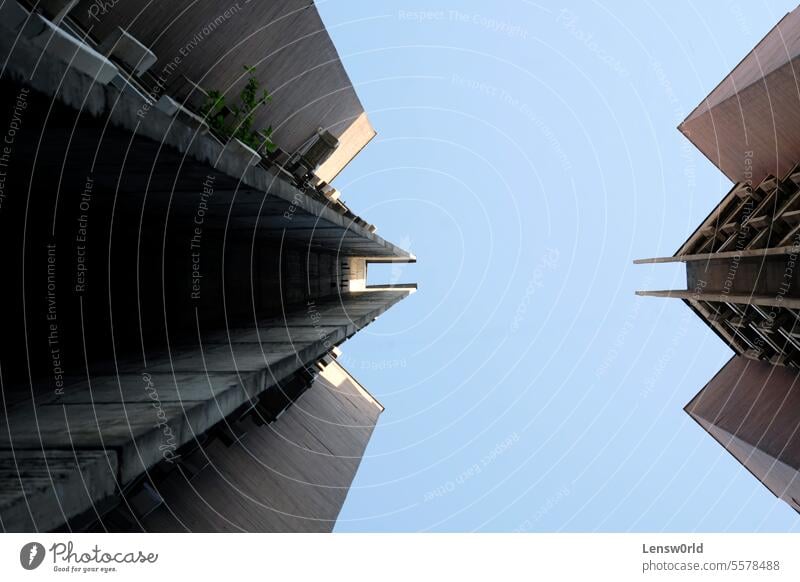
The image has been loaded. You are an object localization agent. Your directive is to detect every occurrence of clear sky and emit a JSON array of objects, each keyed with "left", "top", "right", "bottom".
[{"left": 315, "top": 0, "right": 800, "bottom": 532}]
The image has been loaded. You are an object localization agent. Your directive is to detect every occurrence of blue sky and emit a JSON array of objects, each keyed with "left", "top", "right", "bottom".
[{"left": 316, "top": 0, "right": 800, "bottom": 532}]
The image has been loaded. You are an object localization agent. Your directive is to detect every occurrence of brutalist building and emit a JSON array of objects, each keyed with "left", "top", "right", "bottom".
[
  {"left": 0, "top": 0, "right": 415, "bottom": 531},
  {"left": 638, "top": 6, "right": 800, "bottom": 514}
]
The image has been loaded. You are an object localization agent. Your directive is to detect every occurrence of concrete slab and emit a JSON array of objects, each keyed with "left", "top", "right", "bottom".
[
  {"left": 98, "top": 27, "right": 157, "bottom": 76},
  {"left": 0, "top": 397, "right": 241, "bottom": 483},
  {"left": 0, "top": 449, "right": 117, "bottom": 532},
  {"left": 51, "top": 372, "right": 259, "bottom": 405}
]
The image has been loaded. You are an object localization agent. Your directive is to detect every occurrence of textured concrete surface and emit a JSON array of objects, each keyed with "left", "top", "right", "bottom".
[
  {"left": 0, "top": 289, "right": 411, "bottom": 529},
  {"left": 68, "top": 0, "right": 376, "bottom": 177},
  {"left": 141, "top": 358, "right": 383, "bottom": 532},
  {"left": 679, "top": 6, "right": 800, "bottom": 184},
  {"left": 686, "top": 356, "right": 800, "bottom": 513},
  {"left": 0, "top": 3, "right": 416, "bottom": 532},
  {"left": 0, "top": 450, "right": 118, "bottom": 532}
]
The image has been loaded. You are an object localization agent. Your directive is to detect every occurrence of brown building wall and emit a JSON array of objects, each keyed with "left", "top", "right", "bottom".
[
  {"left": 686, "top": 356, "right": 800, "bottom": 510},
  {"left": 679, "top": 7, "right": 800, "bottom": 184},
  {"left": 141, "top": 359, "right": 383, "bottom": 532}
]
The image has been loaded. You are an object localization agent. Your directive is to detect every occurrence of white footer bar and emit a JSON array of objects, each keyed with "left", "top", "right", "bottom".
[{"left": 1, "top": 533, "right": 798, "bottom": 581}]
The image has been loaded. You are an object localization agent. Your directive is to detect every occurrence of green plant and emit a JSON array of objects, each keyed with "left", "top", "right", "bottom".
[{"left": 201, "top": 65, "right": 277, "bottom": 154}]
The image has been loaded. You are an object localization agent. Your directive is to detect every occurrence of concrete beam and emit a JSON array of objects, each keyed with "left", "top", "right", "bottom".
[
  {"left": 634, "top": 245, "right": 800, "bottom": 265},
  {"left": 636, "top": 289, "right": 800, "bottom": 309}
]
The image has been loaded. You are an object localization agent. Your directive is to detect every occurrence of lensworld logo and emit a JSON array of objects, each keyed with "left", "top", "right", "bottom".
[{"left": 20, "top": 542, "right": 46, "bottom": 570}]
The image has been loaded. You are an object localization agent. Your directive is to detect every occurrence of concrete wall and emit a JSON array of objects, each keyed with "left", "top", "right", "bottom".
[
  {"left": 686, "top": 356, "right": 800, "bottom": 511},
  {"left": 0, "top": 86, "right": 343, "bottom": 397},
  {"left": 316, "top": 112, "right": 375, "bottom": 183},
  {"left": 68, "top": 0, "right": 375, "bottom": 178},
  {"left": 679, "top": 7, "right": 800, "bottom": 184},
  {"left": 141, "top": 358, "right": 382, "bottom": 532},
  {"left": 686, "top": 255, "right": 800, "bottom": 297},
  {"left": 0, "top": 14, "right": 416, "bottom": 532},
  {"left": 697, "top": 419, "right": 800, "bottom": 512}
]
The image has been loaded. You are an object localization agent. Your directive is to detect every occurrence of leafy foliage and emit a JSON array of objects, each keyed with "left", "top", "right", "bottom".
[{"left": 201, "top": 65, "right": 277, "bottom": 154}]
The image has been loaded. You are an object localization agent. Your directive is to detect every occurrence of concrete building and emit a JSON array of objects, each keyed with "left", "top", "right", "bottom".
[
  {"left": 638, "top": 5, "right": 800, "bottom": 514},
  {"left": 685, "top": 357, "right": 800, "bottom": 514},
  {"left": 66, "top": 0, "right": 376, "bottom": 183},
  {"left": 0, "top": 1, "right": 414, "bottom": 531},
  {"left": 678, "top": 7, "right": 800, "bottom": 185},
  {"left": 137, "top": 354, "right": 385, "bottom": 533}
]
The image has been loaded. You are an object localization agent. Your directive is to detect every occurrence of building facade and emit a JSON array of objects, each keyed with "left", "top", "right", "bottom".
[
  {"left": 0, "top": 0, "right": 414, "bottom": 531},
  {"left": 638, "top": 5, "right": 800, "bottom": 514}
]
